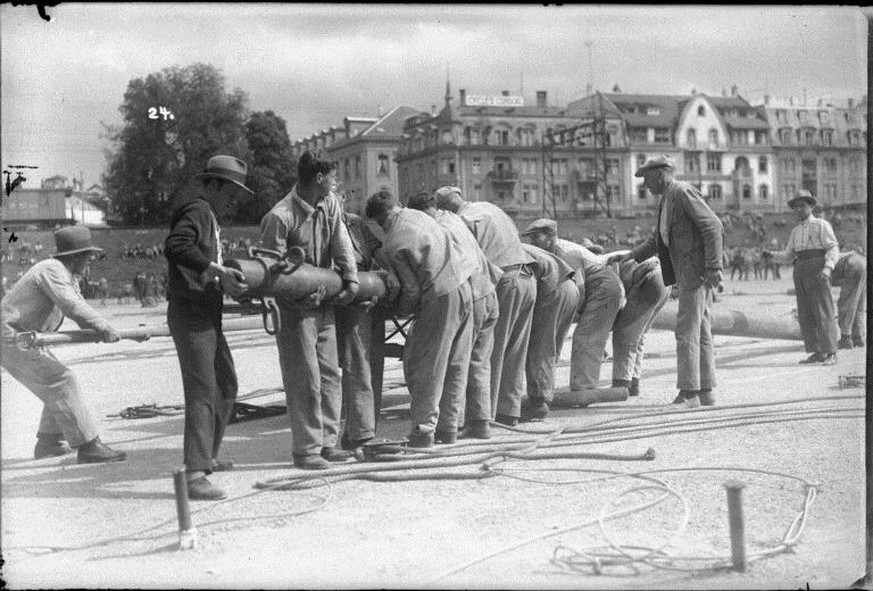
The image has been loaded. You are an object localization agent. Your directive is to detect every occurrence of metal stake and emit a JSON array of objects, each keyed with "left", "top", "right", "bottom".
[
  {"left": 173, "top": 468, "right": 197, "bottom": 550},
  {"left": 725, "top": 479, "right": 747, "bottom": 572}
]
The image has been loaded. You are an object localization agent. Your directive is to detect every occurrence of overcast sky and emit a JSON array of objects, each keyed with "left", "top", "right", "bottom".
[{"left": 1, "top": 3, "right": 867, "bottom": 188}]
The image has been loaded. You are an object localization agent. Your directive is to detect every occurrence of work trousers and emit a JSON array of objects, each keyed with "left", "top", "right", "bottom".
[
  {"left": 570, "top": 266, "right": 624, "bottom": 390},
  {"left": 275, "top": 305, "right": 342, "bottom": 456},
  {"left": 526, "top": 280, "right": 579, "bottom": 405},
  {"left": 793, "top": 253, "right": 839, "bottom": 356},
  {"left": 1, "top": 343, "right": 99, "bottom": 448},
  {"left": 834, "top": 255, "right": 866, "bottom": 340},
  {"left": 168, "top": 297, "right": 238, "bottom": 474},
  {"left": 492, "top": 269, "right": 536, "bottom": 419},
  {"left": 457, "top": 291, "right": 499, "bottom": 427},
  {"left": 612, "top": 277, "right": 670, "bottom": 382},
  {"left": 335, "top": 304, "right": 376, "bottom": 442},
  {"left": 674, "top": 284, "right": 716, "bottom": 391},
  {"left": 405, "top": 282, "right": 473, "bottom": 434}
]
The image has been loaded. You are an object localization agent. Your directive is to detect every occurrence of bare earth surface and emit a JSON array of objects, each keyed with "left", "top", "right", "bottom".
[{"left": 1, "top": 275, "right": 867, "bottom": 589}]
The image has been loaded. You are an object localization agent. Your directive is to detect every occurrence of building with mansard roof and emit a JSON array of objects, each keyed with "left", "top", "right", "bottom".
[
  {"left": 290, "top": 105, "right": 425, "bottom": 214},
  {"left": 570, "top": 86, "right": 776, "bottom": 213},
  {"left": 760, "top": 96, "right": 866, "bottom": 209},
  {"left": 396, "top": 83, "right": 629, "bottom": 218}
]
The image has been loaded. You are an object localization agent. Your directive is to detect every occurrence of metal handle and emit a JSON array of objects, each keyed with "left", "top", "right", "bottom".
[{"left": 260, "top": 298, "right": 281, "bottom": 336}]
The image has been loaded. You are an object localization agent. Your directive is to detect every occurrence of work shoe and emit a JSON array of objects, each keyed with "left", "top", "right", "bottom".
[
  {"left": 211, "top": 459, "right": 234, "bottom": 472},
  {"left": 519, "top": 398, "right": 549, "bottom": 422},
  {"left": 434, "top": 429, "right": 458, "bottom": 444},
  {"left": 340, "top": 435, "right": 373, "bottom": 451},
  {"left": 838, "top": 335, "right": 854, "bottom": 350},
  {"left": 34, "top": 434, "right": 72, "bottom": 459},
  {"left": 320, "top": 447, "right": 354, "bottom": 462},
  {"left": 186, "top": 476, "right": 227, "bottom": 501},
  {"left": 467, "top": 420, "right": 492, "bottom": 440},
  {"left": 629, "top": 378, "right": 640, "bottom": 398},
  {"left": 697, "top": 389, "right": 716, "bottom": 406},
  {"left": 853, "top": 337, "right": 865, "bottom": 348},
  {"left": 672, "top": 391, "right": 700, "bottom": 408},
  {"left": 76, "top": 437, "right": 127, "bottom": 464},
  {"left": 799, "top": 353, "right": 825, "bottom": 364},
  {"left": 407, "top": 430, "right": 434, "bottom": 448},
  {"left": 821, "top": 353, "right": 838, "bottom": 366},
  {"left": 494, "top": 414, "right": 519, "bottom": 427},
  {"left": 293, "top": 453, "right": 330, "bottom": 470}
]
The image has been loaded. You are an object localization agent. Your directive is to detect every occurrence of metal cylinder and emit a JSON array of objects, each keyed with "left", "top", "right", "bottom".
[
  {"left": 225, "top": 257, "right": 389, "bottom": 305},
  {"left": 651, "top": 304, "right": 802, "bottom": 341},
  {"left": 724, "top": 479, "right": 747, "bottom": 572},
  {"left": 551, "top": 386, "right": 629, "bottom": 408},
  {"left": 173, "top": 468, "right": 192, "bottom": 532}
]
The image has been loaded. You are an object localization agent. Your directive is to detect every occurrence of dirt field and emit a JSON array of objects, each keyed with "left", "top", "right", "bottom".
[{"left": 0, "top": 275, "right": 867, "bottom": 589}]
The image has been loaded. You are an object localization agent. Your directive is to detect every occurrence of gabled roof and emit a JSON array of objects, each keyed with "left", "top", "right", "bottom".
[{"left": 597, "top": 93, "right": 687, "bottom": 128}]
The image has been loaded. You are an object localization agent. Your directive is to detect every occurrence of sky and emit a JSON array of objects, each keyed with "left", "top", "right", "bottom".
[{"left": 1, "top": 3, "right": 868, "bottom": 189}]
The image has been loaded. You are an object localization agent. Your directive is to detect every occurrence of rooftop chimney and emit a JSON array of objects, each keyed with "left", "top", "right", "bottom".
[
  {"left": 501, "top": 90, "right": 509, "bottom": 96},
  {"left": 764, "top": 94, "right": 770, "bottom": 106},
  {"left": 431, "top": 104, "right": 436, "bottom": 116},
  {"left": 459, "top": 88, "right": 466, "bottom": 106},
  {"left": 848, "top": 98, "right": 854, "bottom": 109},
  {"left": 789, "top": 97, "right": 794, "bottom": 106},
  {"left": 730, "top": 84, "right": 738, "bottom": 97},
  {"left": 377, "top": 105, "right": 383, "bottom": 117},
  {"left": 722, "top": 87, "right": 727, "bottom": 97},
  {"left": 536, "top": 91, "right": 547, "bottom": 107}
]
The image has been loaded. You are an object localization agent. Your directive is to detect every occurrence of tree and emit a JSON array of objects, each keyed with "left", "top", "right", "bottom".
[
  {"left": 241, "top": 111, "right": 297, "bottom": 224},
  {"left": 103, "top": 63, "right": 250, "bottom": 225}
]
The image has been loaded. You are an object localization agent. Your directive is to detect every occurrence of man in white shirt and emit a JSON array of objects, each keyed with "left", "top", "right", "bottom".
[{"left": 766, "top": 190, "right": 840, "bottom": 365}]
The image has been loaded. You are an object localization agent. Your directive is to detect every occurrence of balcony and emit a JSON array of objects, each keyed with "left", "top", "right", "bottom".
[{"left": 486, "top": 168, "right": 519, "bottom": 183}]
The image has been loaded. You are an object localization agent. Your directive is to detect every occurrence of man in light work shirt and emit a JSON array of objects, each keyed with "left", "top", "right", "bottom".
[
  {"left": 366, "top": 190, "right": 475, "bottom": 447},
  {"left": 260, "top": 151, "right": 359, "bottom": 470},
  {"left": 521, "top": 219, "right": 624, "bottom": 395},
  {"left": 519, "top": 241, "right": 580, "bottom": 422},
  {"left": 2, "top": 226, "right": 126, "bottom": 464},
  {"left": 610, "top": 155, "right": 724, "bottom": 407},
  {"left": 766, "top": 190, "right": 840, "bottom": 364},
  {"left": 830, "top": 247, "right": 866, "bottom": 350},
  {"left": 407, "top": 190, "right": 500, "bottom": 440},
  {"left": 435, "top": 186, "right": 536, "bottom": 427}
]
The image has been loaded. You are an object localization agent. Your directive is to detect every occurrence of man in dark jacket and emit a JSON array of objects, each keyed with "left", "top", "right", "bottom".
[
  {"left": 165, "top": 155, "right": 251, "bottom": 500},
  {"left": 611, "top": 155, "right": 724, "bottom": 407}
]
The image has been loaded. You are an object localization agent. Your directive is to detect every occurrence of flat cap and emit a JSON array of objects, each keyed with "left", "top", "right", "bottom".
[
  {"left": 520, "top": 218, "right": 558, "bottom": 236},
  {"left": 634, "top": 154, "right": 676, "bottom": 177},
  {"left": 787, "top": 189, "right": 817, "bottom": 209},
  {"left": 435, "top": 186, "right": 462, "bottom": 199}
]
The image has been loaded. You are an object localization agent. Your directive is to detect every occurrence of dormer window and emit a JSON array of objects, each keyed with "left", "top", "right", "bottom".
[{"left": 647, "top": 107, "right": 661, "bottom": 116}]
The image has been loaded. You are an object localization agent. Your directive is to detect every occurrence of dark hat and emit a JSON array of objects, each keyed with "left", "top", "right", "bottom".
[
  {"left": 407, "top": 191, "right": 436, "bottom": 211},
  {"left": 196, "top": 155, "right": 253, "bottom": 194},
  {"left": 520, "top": 218, "right": 557, "bottom": 236},
  {"left": 787, "top": 190, "right": 817, "bottom": 209},
  {"left": 52, "top": 226, "right": 103, "bottom": 258},
  {"left": 635, "top": 154, "right": 676, "bottom": 177}
]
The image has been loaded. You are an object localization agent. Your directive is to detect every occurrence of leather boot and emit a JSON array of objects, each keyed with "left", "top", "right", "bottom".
[
  {"left": 34, "top": 433, "right": 72, "bottom": 459},
  {"left": 838, "top": 335, "right": 853, "bottom": 350},
  {"left": 76, "top": 437, "right": 127, "bottom": 464},
  {"left": 467, "top": 420, "right": 492, "bottom": 440},
  {"left": 186, "top": 476, "right": 227, "bottom": 501},
  {"left": 629, "top": 378, "right": 640, "bottom": 398},
  {"left": 434, "top": 429, "right": 457, "bottom": 444},
  {"left": 519, "top": 398, "right": 549, "bottom": 422}
]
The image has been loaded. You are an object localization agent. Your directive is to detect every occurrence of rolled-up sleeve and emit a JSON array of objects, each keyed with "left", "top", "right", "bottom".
[
  {"left": 259, "top": 211, "right": 287, "bottom": 254},
  {"left": 388, "top": 247, "right": 421, "bottom": 316}
]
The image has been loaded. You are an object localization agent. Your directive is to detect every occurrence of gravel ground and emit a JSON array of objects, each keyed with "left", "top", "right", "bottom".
[{"left": 1, "top": 276, "right": 867, "bottom": 589}]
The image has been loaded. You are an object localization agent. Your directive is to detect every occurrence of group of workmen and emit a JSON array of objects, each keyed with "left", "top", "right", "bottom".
[{"left": 0, "top": 151, "right": 865, "bottom": 503}]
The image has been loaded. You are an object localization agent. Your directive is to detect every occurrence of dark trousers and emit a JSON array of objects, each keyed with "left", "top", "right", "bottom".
[
  {"left": 794, "top": 253, "right": 839, "bottom": 355},
  {"left": 168, "top": 297, "right": 238, "bottom": 474}
]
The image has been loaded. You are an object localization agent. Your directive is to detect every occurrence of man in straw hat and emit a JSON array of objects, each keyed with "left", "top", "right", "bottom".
[
  {"left": 764, "top": 190, "right": 840, "bottom": 364},
  {"left": 165, "top": 154, "right": 252, "bottom": 500},
  {"left": 1, "top": 226, "right": 127, "bottom": 463},
  {"left": 608, "top": 154, "right": 724, "bottom": 407}
]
